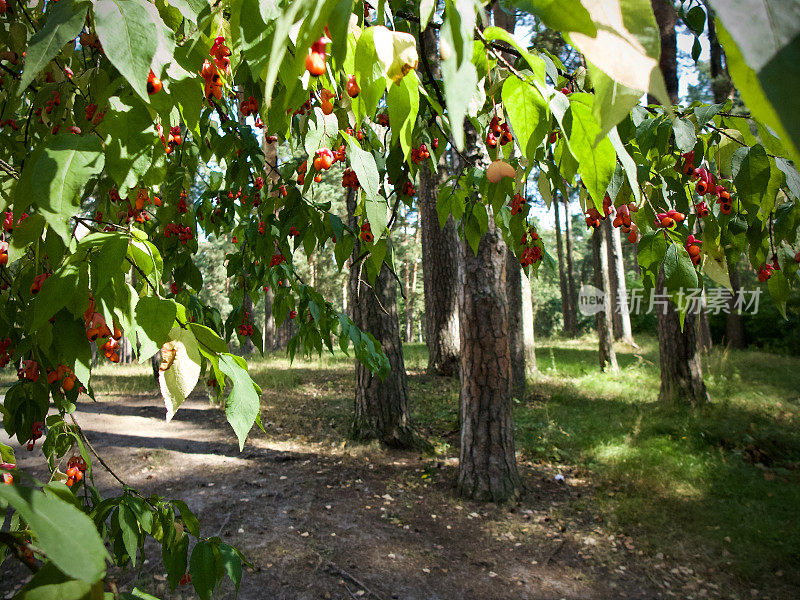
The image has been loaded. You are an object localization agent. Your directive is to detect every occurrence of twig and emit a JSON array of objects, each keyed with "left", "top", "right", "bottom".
[
  {"left": 0, "top": 532, "right": 41, "bottom": 574},
  {"left": 322, "top": 563, "right": 385, "bottom": 600},
  {"left": 0, "top": 158, "right": 20, "bottom": 179}
]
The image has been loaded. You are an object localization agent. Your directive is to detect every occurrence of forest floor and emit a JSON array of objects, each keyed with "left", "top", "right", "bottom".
[{"left": 1, "top": 337, "right": 799, "bottom": 599}]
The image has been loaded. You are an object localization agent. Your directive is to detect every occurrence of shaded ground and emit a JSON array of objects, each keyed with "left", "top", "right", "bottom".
[{"left": 2, "top": 339, "right": 799, "bottom": 599}]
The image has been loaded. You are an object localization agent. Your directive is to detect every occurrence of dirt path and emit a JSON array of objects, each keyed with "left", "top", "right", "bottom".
[{"left": 3, "top": 391, "right": 688, "bottom": 599}]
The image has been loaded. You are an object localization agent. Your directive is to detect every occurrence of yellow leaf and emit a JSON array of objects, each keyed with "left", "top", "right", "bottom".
[{"left": 159, "top": 326, "right": 201, "bottom": 421}]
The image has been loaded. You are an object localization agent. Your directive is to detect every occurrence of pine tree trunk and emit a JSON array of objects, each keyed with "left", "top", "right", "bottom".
[
  {"left": 649, "top": 0, "right": 679, "bottom": 104},
  {"left": 406, "top": 229, "right": 420, "bottom": 343},
  {"left": 521, "top": 269, "right": 537, "bottom": 374},
  {"left": 553, "top": 192, "right": 571, "bottom": 335},
  {"left": 506, "top": 251, "right": 525, "bottom": 398},
  {"left": 420, "top": 28, "right": 460, "bottom": 376},
  {"left": 605, "top": 229, "right": 623, "bottom": 339},
  {"left": 347, "top": 190, "right": 421, "bottom": 448},
  {"left": 241, "top": 293, "right": 256, "bottom": 355},
  {"left": 656, "top": 271, "right": 709, "bottom": 405},
  {"left": 608, "top": 223, "right": 635, "bottom": 345},
  {"left": 593, "top": 222, "right": 618, "bottom": 372},
  {"left": 263, "top": 287, "right": 275, "bottom": 350},
  {"left": 696, "top": 290, "right": 713, "bottom": 351},
  {"left": 726, "top": 258, "right": 746, "bottom": 348},
  {"left": 562, "top": 195, "right": 579, "bottom": 336},
  {"left": 457, "top": 220, "right": 521, "bottom": 502}
]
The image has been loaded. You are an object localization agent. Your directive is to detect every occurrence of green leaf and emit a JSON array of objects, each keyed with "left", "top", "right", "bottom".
[
  {"left": 218, "top": 354, "right": 261, "bottom": 450},
  {"left": 420, "top": 0, "right": 436, "bottom": 30},
  {"left": 79, "top": 232, "right": 130, "bottom": 295},
  {"left": 171, "top": 499, "right": 200, "bottom": 537},
  {"left": 637, "top": 230, "right": 667, "bottom": 288},
  {"left": 709, "top": 4, "right": 800, "bottom": 164},
  {"left": 0, "top": 484, "right": 108, "bottom": 582},
  {"left": 767, "top": 270, "right": 790, "bottom": 318},
  {"left": 159, "top": 326, "right": 202, "bottom": 421},
  {"left": 103, "top": 96, "right": 157, "bottom": 189},
  {"left": 19, "top": 0, "right": 89, "bottom": 92},
  {"left": 8, "top": 213, "right": 46, "bottom": 265},
  {"left": 663, "top": 243, "right": 699, "bottom": 294},
  {"left": 684, "top": 5, "right": 707, "bottom": 34},
  {"left": 13, "top": 562, "right": 103, "bottom": 600},
  {"left": 189, "top": 541, "right": 218, "bottom": 600},
  {"left": 354, "top": 26, "right": 391, "bottom": 120},
  {"left": 672, "top": 118, "right": 697, "bottom": 153},
  {"left": 502, "top": 76, "right": 548, "bottom": 162},
  {"left": 511, "top": 0, "right": 596, "bottom": 37},
  {"left": 608, "top": 127, "right": 641, "bottom": 202},
  {"left": 387, "top": 71, "right": 420, "bottom": 161},
  {"left": 587, "top": 61, "right": 643, "bottom": 143},
  {"left": 482, "top": 26, "right": 546, "bottom": 81},
  {"left": 94, "top": 0, "right": 172, "bottom": 101},
  {"left": 566, "top": 0, "right": 669, "bottom": 104},
  {"left": 134, "top": 297, "right": 177, "bottom": 360},
  {"left": 219, "top": 543, "right": 243, "bottom": 594},
  {"left": 117, "top": 503, "right": 140, "bottom": 567},
  {"left": 733, "top": 144, "right": 771, "bottom": 211},
  {"left": 441, "top": 0, "right": 477, "bottom": 150},
  {"left": 32, "top": 136, "right": 105, "bottom": 243},
  {"left": 163, "top": 534, "right": 189, "bottom": 591},
  {"left": 189, "top": 323, "right": 227, "bottom": 354},
  {"left": 32, "top": 264, "right": 80, "bottom": 331},
  {"left": 556, "top": 93, "right": 617, "bottom": 208}
]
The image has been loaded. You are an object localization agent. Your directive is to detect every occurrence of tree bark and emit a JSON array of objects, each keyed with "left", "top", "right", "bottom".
[
  {"left": 347, "top": 190, "right": 421, "bottom": 449},
  {"left": 608, "top": 223, "right": 635, "bottom": 345},
  {"left": 562, "top": 194, "right": 579, "bottom": 336},
  {"left": 726, "top": 257, "right": 746, "bottom": 348},
  {"left": 605, "top": 229, "right": 623, "bottom": 339},
  {"left": 593, "top": 222, "right": 618, "bottom": 372},
  {"left": 263, "top": 120, "right": 280, "bottom": 349},
  {"left": 506, "top": 251, "right": 526, "bottom": 398},
  {"left": 656, "top": 271, "right": 709, "bottom": 405},
  {"left": 705, "top": 1, "right": 735, "bottom": 103},
  {"left": 521, "top": 269, "right": 536, "bottom": 374},
  {"left": 696, "top": 290, "right": 713, "bottom": 351},
  {"left": 405, "top": 228, "right": 420, "bottom": 343},
  {"left": 420, "top": 28, "right": 460, "bottom": 376},
  {"left": 553, "top": 192, "right": 571, "bottom": 335},
  {"left": 649, "top": 0, "right": 679, "bottom": 104},
  {"left": 458, "top": 220, "right": 521, "bottom": 502},
  {"left": 263, "top": 287, "right": 275, "bottom": 350}
]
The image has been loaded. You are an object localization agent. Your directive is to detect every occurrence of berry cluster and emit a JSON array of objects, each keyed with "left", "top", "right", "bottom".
[
  {"left": 305, "top": 36, "right": 328, "bottom": 76},
  {"left": 346, "top": 75, "right": 360, "bottom": 98},
  {"left": 84, "top": 298, "right": 123, "bottom": 362},
  {"left": 177, "top": 190, "right": 189, "bottom": 213},
  {"left": 4, "top": 210, "right": 28, "bottom": 233},
  {"left": 685, "top": 234, "right": 702, "bottom": 266},
  {"left": 147, "top": 69, "right": 162, "bottom": 95},
  {"left": 342, "top": 168, "right": 360, "bottom": 190},
  {"left": 520, "top": 227, "right": 543, "bottom": 267},
  {"left": 403, "top": 181, "right": 415, "bottom": 197},
  {"left": 79, "top": 31, "right": 102, "bottom": 51},
  {"left": 46, "top": 364, "right": 77, "bottom": 392},
  {"left": 157, "top": 124, "right": 183, "bottom": 155},
  {"left": 164, "top": 223, "right": 193, "bottom": 244},
  {"left": 510, "top": 193, "right": 527, "bottom": 216},
  {"left": 584, "top": 196, "right": 614, "bottom": 228},
  {"left": 376, "top": 112, "right": 390, "bottom": 127},
  {"left": 84, "top": 103, "right": 105, "bottom": 124},
  {"left": 655, "top": 209, "right": 686, "bottom": 229},
  {"left": 290, "top": 226, "right": 300, "bottom": 237},
  {"left": 209, "top": 36, "right": 231, "bottom": 74},
  {"left": 360, "top": 222, "right": 374, "bottom": 243},
  {"left": 0, "top": 337, "right": 13, "bottom": 367},
  {"left": 313, "top": 148, "right": 334, "bottom": 171},
  {"left": 410, "top": 143, "right": 430, "bottom": 164},
  {"left": 238, "top": 310, "right": 253, "bottom": 337},
  {"left": 677, "top": 152, "right": 734, "bottom": 215},
  {"left": 270, "top": 253, "right": 286, "bottom": 267},
  {"left": 200, "top": 59, "right": 222, "bottom": 101},
  {"left": 486, "top": 115, "right": 513, "bottom": 148},
  {"left": 611, "top": 202, "right": 639, "bottom": 243},
  {"left": 65, "top": 455, "right": 87, "bottom": 487},
  {"left": 320, "top": 88, "right": 335, "bottom": 115},
  {"left": 18, "top": 360, "right": 39, "bottom": 383},
  {"left": 0, "top": 240, "right": 7, "bottom": 267},
  {"left": 241, "top": 96, "right": 259, "bottom": 117}
]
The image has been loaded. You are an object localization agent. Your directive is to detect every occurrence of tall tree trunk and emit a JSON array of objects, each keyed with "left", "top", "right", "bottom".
[
  {"left": 608, "top": 223, "right": 635, "bottom": 345},
  {"left": 649, "top": 0, "right": 679, "bottom": 104},
  {"left": 656, "top": 271, "right": 709, "bottom": 404},
  {"left": 263, "top": 287, "right": 275, "bottom": 351},
  {"left": 605, "top": 230, "right": 623, "bottom": 339},
  {"left": 457, "top": 117, "right": 520, "bottom": 501},
  {"left": 506, "top": 251, "right": 525, "bottom": 398},
  {"left": 458, "top": 219, "right": 521, "bottom": 502},
  {"left": 406, "top": 229, "right": 420, "bottom": 343},
  {"left": 726, "top": 257, "right": 746, "bottom": 348},
  {"left": 521, "top": 269, "right": 536, "bottom": 374},
  {"left": 696, "top": 290, "right": 713, "bottom": 351},
  {"left": 705, "top": 1, "right": 735, "bottom": 103},
  {"left": 562, "top": 194, "right": 579, "bottom": 336},
  {"left": 347, "top": 190, "right": 421, "bottom": 449},
  {"left": 420, "top": 28, "right": 460, "bottom": 376},
  {"left": 650, "top": 0, "right": 707, "bottom": 402},
  {"left": 553, "top": 192, "right": 571, "bottom": 335},
  {"left": 593, "top": 222, "right": 618, "bottom": 372}
]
